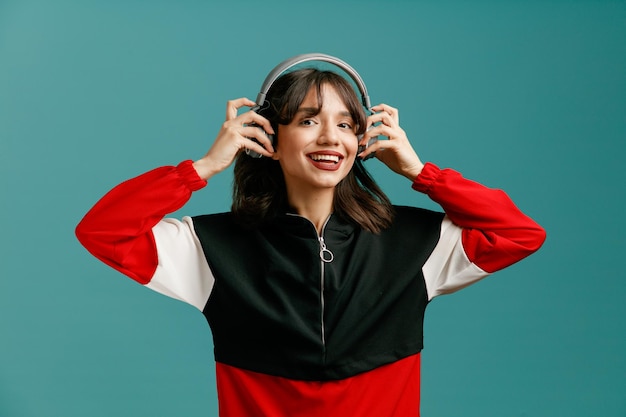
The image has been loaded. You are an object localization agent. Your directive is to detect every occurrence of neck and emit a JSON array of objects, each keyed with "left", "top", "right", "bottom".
[{"left": 286, "top": 187, "right": 335, "bottom": 234}]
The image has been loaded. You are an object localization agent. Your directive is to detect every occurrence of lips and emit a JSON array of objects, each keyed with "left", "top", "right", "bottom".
[{"left": 307, "top": 151, "right": 344, "bottom": 171}]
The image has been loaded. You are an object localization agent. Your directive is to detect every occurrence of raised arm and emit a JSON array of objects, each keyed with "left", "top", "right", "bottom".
[
  {"left": 360, "top": 103, "right": 546, "bottom": 298},
  {"left": 75, "top": 160, "right": 206, "bottom": 284},
  {"left": 76, "top": 97, "right": 275, "bottom": 285},
  {"left": 414, "top": 162, "right": 546, "bottom": 274}
]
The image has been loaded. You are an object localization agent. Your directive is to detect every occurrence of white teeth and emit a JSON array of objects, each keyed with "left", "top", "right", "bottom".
[{"left": 310, "top": 154, "right": 340, "bottom": 163}]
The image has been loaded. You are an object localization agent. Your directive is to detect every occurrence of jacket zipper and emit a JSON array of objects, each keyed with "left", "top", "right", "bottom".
[
  {"left": 287, "top": 214, "right": 334, "bottom": 351},
  {"left": 317, "top": 217, "right": 334, "bottom": 352},
  {"left": 318, "top": 232, "right": 334, "bottom": 350}
]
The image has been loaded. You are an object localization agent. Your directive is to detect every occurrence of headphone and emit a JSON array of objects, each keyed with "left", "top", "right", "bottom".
[{"left": 245, "top": 53, "right": 378, "bottom": 159}]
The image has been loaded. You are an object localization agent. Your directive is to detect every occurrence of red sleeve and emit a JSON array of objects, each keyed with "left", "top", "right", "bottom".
[
  {"left": 412, "top": 162, "right": 546, "bottom": 273},
  {"left": 75, "top": 160, "right": 207, "bottom": 284}
]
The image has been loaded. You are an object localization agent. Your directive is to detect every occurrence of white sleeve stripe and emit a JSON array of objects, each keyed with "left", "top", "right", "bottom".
[
  {"left": 146, "top": 217, "right": 215, "bottom": 311},
  {"left": 423, "top": 216, "right": 489, "bottom": 301}
]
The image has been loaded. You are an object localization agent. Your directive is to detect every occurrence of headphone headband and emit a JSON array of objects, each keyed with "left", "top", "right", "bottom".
[{"left": 255, "top": 53, "right": 372, "bottom": 110}]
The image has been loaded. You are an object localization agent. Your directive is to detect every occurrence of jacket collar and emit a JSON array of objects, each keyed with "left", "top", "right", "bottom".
[{"left": 266, "top": 212, "right": 357, "bottom": 240}]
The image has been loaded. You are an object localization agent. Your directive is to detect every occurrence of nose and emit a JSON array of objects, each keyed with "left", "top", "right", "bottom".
[{"left": 318, "top": 123, "right": 340, "bottom": 146}]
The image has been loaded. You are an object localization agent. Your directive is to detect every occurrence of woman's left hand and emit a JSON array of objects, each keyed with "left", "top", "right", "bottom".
[{"left": 359, "top": 104, "right": 424, "bottom": 181}]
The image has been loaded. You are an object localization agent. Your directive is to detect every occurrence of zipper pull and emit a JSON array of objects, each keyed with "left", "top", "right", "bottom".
[{"left": 318, "top": 237, "right": 334, "bottom": 263}]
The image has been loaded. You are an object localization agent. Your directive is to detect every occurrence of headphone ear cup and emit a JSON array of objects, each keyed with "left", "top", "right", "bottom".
[
  {"left": 357, "top": 134, "right": 378, "bottom": 161},
  {"left": 244, "top": 124, "right": 274, "bottom": 158}
]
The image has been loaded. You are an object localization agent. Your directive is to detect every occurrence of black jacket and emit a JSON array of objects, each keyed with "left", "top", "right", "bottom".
[{"left": 195, "top": 207, "right": 444, "bottom": 381}]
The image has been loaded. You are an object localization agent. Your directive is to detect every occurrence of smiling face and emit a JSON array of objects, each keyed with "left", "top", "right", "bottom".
[
  {"left": 232, "top": 68, "right": 392, "bottom": 232},
  {"left": 272, "top": 83, "right": 359, "bottom": 198}
]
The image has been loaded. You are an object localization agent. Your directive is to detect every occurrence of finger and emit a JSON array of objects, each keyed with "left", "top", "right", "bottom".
[
  {"left": 226, "top": 98, "right": 256, "bottom": 120},
  {"left": 359, "top": 128, "right": 379, "bottom": 147},
  {"left": 367, "top": 111, "right": 397, "bottom": 128},
  {"left": 240, "top": 126, "right": 275, "bottom": 153},
  {"left": 371, "top": 103, "right": 399, "bottom": 123},
  {"left": 244, "top": 141, "right": 274, "bottom": 158},
  {"left": 242, "top": 110, "right": 275, "bottom": 135},
  {"left": 361, "top": 124, "right": 402, "bottom": 146},
  {"left": 357, "top": 137, "right": 388, "bottom": 161},
  {"left": 359, "top": 137, "right": 395, "bottom": 160},
  {"left": 371, "top": 103, "right": 398, "bottom": 116},
  {"left": 359, "top": 119, "right": 382, "bottom": 146}
]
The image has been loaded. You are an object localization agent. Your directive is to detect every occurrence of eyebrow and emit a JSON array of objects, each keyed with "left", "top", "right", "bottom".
[{"left": 296, "top": 107, "right": 353, "bottom": 118}]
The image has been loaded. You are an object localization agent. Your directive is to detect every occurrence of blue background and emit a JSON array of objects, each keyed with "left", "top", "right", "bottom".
[{"left": 1, "top": 1, "right": 625, "bottom": 416}]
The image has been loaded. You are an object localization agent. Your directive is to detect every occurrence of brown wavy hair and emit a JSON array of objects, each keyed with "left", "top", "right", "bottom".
[{"left": 232, "top": 68, "right": 394, "bottom": 233}]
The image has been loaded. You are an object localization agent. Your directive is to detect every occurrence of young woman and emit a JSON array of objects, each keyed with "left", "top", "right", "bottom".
[{"left": 76, "top": 67, "right": 546, "bottom": 417}]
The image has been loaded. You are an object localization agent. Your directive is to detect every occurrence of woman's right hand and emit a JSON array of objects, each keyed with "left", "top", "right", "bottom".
[{"left": 193, "top": 98, "right": 275, "bottom": 180}]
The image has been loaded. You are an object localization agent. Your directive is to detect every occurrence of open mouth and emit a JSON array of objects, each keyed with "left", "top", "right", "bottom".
[{"left": 308, "top": 154, "right": 341, "bottom": 164}]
